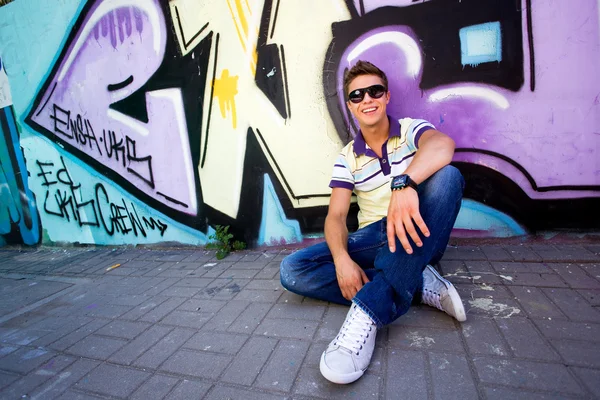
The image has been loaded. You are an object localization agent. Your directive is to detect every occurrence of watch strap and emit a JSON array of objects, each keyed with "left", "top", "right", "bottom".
[
  {"left": 406, "top": 176, "right": 418, "bottom": 190},
  {"left": 391, "top": 174, "right": 418, "bottom": 191}
]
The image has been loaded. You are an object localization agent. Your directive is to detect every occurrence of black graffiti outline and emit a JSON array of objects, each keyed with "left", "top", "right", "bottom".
[
  {"left": 142, "top": 216, "right": 168, "bottom": 236},
  {"left": 107, "top": 75, "right": 134, "bottom": 92},
  {"left": 280, "top": 44, "right": 291, "bottom": 118},
  {"left": 50, "top": 104, "right": 103, "bottom": 155},
  {"left": 94, "top": 182, "right": 168, "bottom": 237},
  {"left": 157, "top": 191, "right": 188, "bottom": 208},
  {"left": 36, "top": 157, "right": 100, "bottom": 227},
  {"left": 269, "top": 0, "right": 281, "bottom": 39},
  {"left": 35, "top": 83, "right": 57, "bottom": 117},
  {"left": 95, "top": 182, "right": 114, "bottom": 235},
  {"left": 173, "top": 5, "right": 209, "bottom": 50},
  {"left": 201, "top": 32, "right": 219, "bottom": 169},
  {"left": 525, "top": 0, "right": 535, "bottom": 91},
  {"left": 125, "top": 136, "right": 155, "bottom": 189}
]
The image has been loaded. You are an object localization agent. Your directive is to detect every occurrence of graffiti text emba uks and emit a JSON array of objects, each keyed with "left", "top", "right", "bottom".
[{"left": 49, "top": 104, "right": 155, "bottom": 188}]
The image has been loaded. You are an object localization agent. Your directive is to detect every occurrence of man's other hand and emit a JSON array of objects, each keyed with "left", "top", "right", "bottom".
[
  {"left": 334, "top": 254, "right": 370, "bottom": 301},
  {"left": 387, "top": 188, "right": 430, "bottom": 254}
]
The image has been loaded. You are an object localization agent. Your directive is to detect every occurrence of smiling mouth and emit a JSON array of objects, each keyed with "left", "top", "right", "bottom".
[{"left": 362, "top": 107, "right": 377, "bottom": 114}]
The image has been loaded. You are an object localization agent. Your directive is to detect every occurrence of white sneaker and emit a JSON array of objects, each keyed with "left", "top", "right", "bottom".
[
  {"left": 320, "top": 303, "right": 377, "bottom": 384},
  {"left": 422, "top": 264, "right": 467, "bottom": 322}
]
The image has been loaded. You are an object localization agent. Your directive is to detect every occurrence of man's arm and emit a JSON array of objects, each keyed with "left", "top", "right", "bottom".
[
  {"left": 325, "top": 188, "right": 352, "bottom": 261},
  {"left": 325, "top": 187, "right": 370, "bottom": 300},
  {"left": 387, "top": 129, "right": 456, "bottom": 253},
  {"left": 404, "top": 129, "right": 456, "bottom": 184}
]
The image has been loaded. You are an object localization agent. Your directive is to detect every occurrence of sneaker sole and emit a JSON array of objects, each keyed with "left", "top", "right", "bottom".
[
  {"left": 446, "top": 284, "right": 467, "bottom": 322},
  {"left": 428, "top": 265, "right": 467, "bottom": 322},
  {"left": 319, "top": 352, "right": 365, "bottom": 384}
]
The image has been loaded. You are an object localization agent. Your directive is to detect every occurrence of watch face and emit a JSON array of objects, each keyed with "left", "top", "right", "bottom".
[{"left": 391, "top": 175, "right": 408, "bottom": 189}]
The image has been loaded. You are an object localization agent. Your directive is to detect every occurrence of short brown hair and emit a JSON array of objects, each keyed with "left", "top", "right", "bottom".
[{"left": 343, "top": 61, "right": 389, "bottom": 98}]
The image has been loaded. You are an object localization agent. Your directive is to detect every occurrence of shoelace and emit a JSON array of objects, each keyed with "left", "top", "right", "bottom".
[
  {"left": 334, "top": 307, "right": 373, "bottom": 354},
  {"left": 422, "top": 289, "right": 443, "bottom": 311}
]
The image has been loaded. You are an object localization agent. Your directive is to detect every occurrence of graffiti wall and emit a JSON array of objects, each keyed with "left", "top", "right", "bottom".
[{"left": 0, "top": 0, "right": 598, "bottom": 247}]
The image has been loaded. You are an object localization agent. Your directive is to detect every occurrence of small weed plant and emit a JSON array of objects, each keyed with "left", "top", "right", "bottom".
[{"left": 206, "top": 225, "right": 246, "bottom": 259}]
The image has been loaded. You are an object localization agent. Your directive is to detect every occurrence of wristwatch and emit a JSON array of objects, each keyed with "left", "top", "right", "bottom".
[{"left": 390, "top": 174, "right": 418, "bottom": 191}]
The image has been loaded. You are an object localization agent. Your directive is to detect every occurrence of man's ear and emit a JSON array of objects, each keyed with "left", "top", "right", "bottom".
[{"left": 386, "top": 90, "right": 391, "bottom": 104}]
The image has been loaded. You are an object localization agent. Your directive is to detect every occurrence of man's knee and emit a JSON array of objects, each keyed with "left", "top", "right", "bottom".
[
  {"left": 279, "top": 255, "right": 297, "bottom": 292},
  {"left": 422, "top": 165, "right": 465, "bottom": 201},
  {"left": 433, "top": 165, "right": 464, "bottom": 186}
]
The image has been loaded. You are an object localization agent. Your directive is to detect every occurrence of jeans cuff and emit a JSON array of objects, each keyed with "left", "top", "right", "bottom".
[{"left": 352, "top": 298, "right": 383, "bottom": 328}]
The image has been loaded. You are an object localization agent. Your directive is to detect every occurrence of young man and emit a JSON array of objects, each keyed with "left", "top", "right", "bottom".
[{"left": 280, "top": 61, "right": 466, "bottom": 384}]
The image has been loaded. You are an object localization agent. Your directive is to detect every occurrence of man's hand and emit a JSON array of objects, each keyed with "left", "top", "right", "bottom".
[
  {"left": 334, "top": 254, "right": 370, "bottom": 301},
  {"left": 387, "top": 188, "right": 430, "bottom": 254}
]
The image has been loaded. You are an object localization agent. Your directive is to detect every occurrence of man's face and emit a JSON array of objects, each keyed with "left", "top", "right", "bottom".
[{"left": 346, "top": 74, "right": 390, "bottom": 129}]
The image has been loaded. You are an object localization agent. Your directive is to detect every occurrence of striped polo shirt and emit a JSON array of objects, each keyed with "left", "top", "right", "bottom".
[{"left": 330, "top": 116, "right": 435, "bottom": 229}]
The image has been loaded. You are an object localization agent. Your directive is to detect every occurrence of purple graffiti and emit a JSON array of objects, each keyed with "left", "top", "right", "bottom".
[
  {"left": 29, "top": 0, "right": 197, "bottom": 216},
  {"left": 334, "top": 2, "right": 600, "bottom": 200}
]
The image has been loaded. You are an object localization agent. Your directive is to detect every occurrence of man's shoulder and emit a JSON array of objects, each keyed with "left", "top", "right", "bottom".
[
  {"left": 397, "top": 117, "right": 417, "bottom": 132},
  {"left": 396, "top": 117, "right": 434, "bottom": 139},
  {"left": 398, "top": 117, "right": 433, "bottom": 129},
  {"left": 338, "top": 140, "right": 356, "bottom": 158},
  {"left": 332, "top": 140, "right": 360, "bottom": 175},
  {"left": 398, "top": 117, "right": 418, "bottom": 124}
]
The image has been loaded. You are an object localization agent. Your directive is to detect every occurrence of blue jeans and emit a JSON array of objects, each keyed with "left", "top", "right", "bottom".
[{"left": 280, "top": 165, "right": 464, "bottom": 327}]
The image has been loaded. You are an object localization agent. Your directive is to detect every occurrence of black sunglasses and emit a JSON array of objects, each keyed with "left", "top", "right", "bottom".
[{"left": 347, "top": 84, "right": 387, "bottom": 104}]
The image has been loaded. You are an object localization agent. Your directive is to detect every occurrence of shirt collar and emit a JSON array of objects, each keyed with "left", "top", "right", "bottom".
[{"left": 352, "top": 116, "right": 401, "bottom": 156}]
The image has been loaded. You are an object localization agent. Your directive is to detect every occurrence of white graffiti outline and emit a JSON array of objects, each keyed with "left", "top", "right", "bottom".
[
  {"left": 428, "top": 86, "right": 510, "bottom": 109},
  {"left": 347, "top": 31, "right": 422, "bottom": 78}
]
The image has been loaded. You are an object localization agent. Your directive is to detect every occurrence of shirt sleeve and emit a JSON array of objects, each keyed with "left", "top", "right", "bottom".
[
  {"left": 329, "top": 152, "right": 354, "bottom": 190},
  {"left": 406, "top": 119, "right": 435, "bottom": 151}
]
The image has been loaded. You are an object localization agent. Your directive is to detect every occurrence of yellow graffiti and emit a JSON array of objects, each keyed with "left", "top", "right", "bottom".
[
  {"left": 234, "top": 0, "right": 248, "bottom": 36},
  {"left": 226, "top": 0, "right": 258, "bottom": 73},
  {"left": 213, "top": 69, "right": 239, "bottom": 129}
]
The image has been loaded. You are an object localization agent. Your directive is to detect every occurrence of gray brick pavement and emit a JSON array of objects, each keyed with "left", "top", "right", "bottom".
[{"left": 0, "top": 243, "right": 599, "bottom": 399}]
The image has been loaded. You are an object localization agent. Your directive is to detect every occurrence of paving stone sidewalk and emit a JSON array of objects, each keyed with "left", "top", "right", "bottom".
[{"left": 0, "top": 243, "right": 598, "bottom": 399}]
